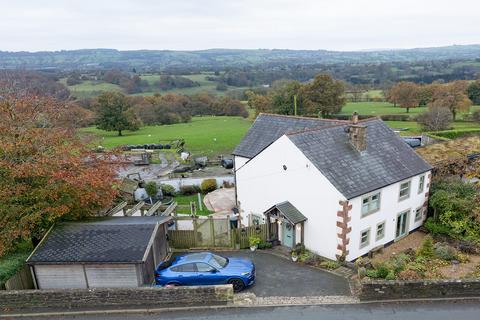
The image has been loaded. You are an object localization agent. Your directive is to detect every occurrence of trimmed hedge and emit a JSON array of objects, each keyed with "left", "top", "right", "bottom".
[
  {"left": 429, "top": 128, "right": 480, "bottom": 140},
  {"left": 328, "top": 114, "right": 412, "bottom": 121}
]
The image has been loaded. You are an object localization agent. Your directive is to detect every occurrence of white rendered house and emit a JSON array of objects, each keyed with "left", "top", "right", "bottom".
[{"left": 233, "top": 113, "right": 432, "bottom": 261}]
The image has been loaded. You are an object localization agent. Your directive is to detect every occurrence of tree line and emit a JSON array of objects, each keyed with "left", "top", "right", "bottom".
[{"left": 89, "top": 92, "right": 249, "bottom": 136}]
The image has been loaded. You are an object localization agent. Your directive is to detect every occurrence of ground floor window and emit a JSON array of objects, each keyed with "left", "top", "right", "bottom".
[
  {"left": 415, "top": 207, "right": 423, "bottom": 222},
  {"left": 376, "top": 221, "right": 386, "bottom": 241},
  {"left": 360, "top": 228, "right": 370, "bottom": 249}
]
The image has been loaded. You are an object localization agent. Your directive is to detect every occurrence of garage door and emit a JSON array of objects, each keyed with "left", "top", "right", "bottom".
[
  {"left": 85, "top": 264, "right": 138, "bottom": 288},
  {"left": 35, "top": 265, "right": 87, "bottom": 289}
]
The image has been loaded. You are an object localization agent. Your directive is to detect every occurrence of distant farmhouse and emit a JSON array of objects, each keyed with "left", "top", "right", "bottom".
[
  {"left": 27, "top": 216, "right": 171, "bottom": 289},
  {"left": 233, "top": 113, "right": 432, "bottom": 261}
]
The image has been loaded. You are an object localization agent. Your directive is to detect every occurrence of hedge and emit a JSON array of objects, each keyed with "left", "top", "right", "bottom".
[{"left": 429, "top": 128, "right": 480, "bottom": 140}]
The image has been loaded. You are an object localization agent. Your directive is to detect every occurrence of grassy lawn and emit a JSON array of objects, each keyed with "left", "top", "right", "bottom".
[
  {"left": 174, "top": 194, "right": 211, "bottom": 216},
  {"left": 81, "top": 116, "right": 252, "bottom": 157},
  {"left": 0, "top": 241, "right": 33, "bottom": 286}
]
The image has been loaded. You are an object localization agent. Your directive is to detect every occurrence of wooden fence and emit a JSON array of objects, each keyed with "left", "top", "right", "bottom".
[
  {"left": 168, "top": 216, "right": 276, "bottom": 250},
  {"left": 2, "top": 265, "right": 34, "bottom": 290}
]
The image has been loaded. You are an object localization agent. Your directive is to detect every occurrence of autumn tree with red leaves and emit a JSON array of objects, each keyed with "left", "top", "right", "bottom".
[{"left": 0, "top": 94, "right": 119, "bottom": 256}]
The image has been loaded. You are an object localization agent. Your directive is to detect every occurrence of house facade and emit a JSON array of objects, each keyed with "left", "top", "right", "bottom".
[{"left": 233, "top": 113, "right": 432, "bottom": 261}]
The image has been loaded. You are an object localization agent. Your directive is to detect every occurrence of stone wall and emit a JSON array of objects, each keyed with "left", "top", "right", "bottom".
[
  {"left": 0, "top": 285, "right": 233, "bottom": 312},
  {"left": 359, "top": 279, "right": 480, "bottom": 301}
]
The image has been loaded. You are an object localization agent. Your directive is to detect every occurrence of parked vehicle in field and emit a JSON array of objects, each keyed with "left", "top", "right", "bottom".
[{"left": 155, "top": 252, "right": 255, "bottom": 292}]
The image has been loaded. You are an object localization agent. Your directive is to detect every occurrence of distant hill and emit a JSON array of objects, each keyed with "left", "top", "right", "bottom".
[{"left": 1, "top": 45, "right": 480, "bottom": 71}]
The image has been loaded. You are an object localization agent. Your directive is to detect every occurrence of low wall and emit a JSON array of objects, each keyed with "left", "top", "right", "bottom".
[
  {"left": 0, "top": 285, "right": 233, "bottom": 312},
  {"left": 359, "top": 279, "right": 480, "bottom": 301}
]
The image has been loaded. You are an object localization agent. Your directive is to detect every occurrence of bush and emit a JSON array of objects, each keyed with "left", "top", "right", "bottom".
[
  {"left": 375, "top": 264, "right": 390, "bottom": 279},
  {"left": 249, "top": 236, "right": 261, "bottom": 247},
  {"left": 319, "top": 260, "right": 340, "bottom": 270},
  {"left": 424, "top": 218, "right": 451, "bottom": 236},
  {"left": 145, "top": 181, "right": 158, "bottom": 198},
  {"left": 431, "top": 128, "right": 480, "bottom": 139},
  {"left": 200, "top": 179, "right": 217, "bottom": 194},
  {"left": 160, "top": 184, "right": 176, "bottom": 196},
  {"left": 417, "top": 236, "right": 435, "bottom": 258},
  {"left": 434, "top": 244, "right": 457, "bottom": 261},
  {"left": 385, "top": 270, "right": 396, "bottom": 280},
  {"left": 257, "top": 241, "right": 273, "bottom": 249},
  {"left": 179, "top": 185, "right": 201, "bottom": 195}
]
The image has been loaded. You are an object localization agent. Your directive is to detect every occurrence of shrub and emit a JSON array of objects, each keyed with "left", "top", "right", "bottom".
[
  {"left": 249, "top": 236, "right": 261, "bottom": 247},
  {"left": 375, "top": 264, "right": 390, "bottom": 279},
  {"left": 179, "top": 185, "right": 201, "bottom": 195},
  {"left": 432, "top": 128, "right": 480, "bottom": 139},
  {"left": 200, "top": 179, "right": 217, "bottom": 194},
  {"left": 417, "top": 235, "right": 435, "bottom": 258},
  {"left": 390, "top": 253, "right": 411, "bottom": 273},
  {"left": 385, "top": 270, "right": 396, "bottom": 280},
  {"left": 145, "top": 181, "right": 158, "bottom": 198},
  {"left": 257, "top": 241, "right": 273, "bottom": 250},
  {"left": 319, "top": 260, "right": 340, "bottom": 270},
  {"left": 434, "top": 244, "right": 457, "bottom": 261},
  {"left": 424, "top": 218, "right": 451, "bottom": 236},
  {"left": 160, "top": 184, "right": 176, "bottom": 196},
  {"left": 365, "top": 269, "right": 379, "bottom": 278}
]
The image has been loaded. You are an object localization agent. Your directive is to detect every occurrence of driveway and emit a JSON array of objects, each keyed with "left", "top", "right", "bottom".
[{"left": 215, "top": 250, "right": 351, "bottom": 297}]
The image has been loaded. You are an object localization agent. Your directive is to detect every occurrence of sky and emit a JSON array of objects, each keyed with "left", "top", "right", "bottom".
[{"left": 0, "top": 0, "right": 479, "bottom": 52}]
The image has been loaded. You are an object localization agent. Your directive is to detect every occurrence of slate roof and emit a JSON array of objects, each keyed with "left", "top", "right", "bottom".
[
  {"left": 27, "top": 216, "right": 171, "bottom": 264},
  {"left": 233, "top": 113, "right": 346, "bottom": 158},
  {"left": 266, "top": 201, "right": 307, "bottom": 225},
  {"left": 287, "top": 118, "right": 432, "bottom": 199}
]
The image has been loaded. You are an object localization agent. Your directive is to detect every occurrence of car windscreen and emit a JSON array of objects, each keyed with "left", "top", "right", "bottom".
[{"left": 209, "top": 254, "right": 228, "bottom": 269}]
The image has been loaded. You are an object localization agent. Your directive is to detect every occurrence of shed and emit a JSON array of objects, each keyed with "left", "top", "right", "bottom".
[{"left": 26, "top": 216, "right": 171, "bottom": 289}]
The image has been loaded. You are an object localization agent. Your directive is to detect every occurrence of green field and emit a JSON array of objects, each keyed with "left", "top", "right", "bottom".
[
  {"left": 60, "top": 79, "right": 123, "bottom": 98},
  {"left": 81, "top": 116, "right": 253, "bottom": 156}
]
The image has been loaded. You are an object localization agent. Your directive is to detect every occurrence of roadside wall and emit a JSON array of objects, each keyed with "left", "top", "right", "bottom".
[
  {"left": 159, "top": 176, "right": 234, "bottom": 191},
  {"left": 0, "top": 285, "right": 233, "bottom": 312},
  {"left": 359, "top": 279, "right": 480, "bottom": 301}
]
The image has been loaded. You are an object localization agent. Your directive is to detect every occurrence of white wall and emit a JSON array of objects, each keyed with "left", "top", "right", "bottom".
[
  {"left": 235, "top": 135, "right": 345, "bottom": 260},
  {"left": 347, "top": 172, "right": 431, "bottom": 261},
  {"left": 234, "top": 156, "right": 249, "bottom": 171},
  {"left": 158, "top": 176, "right": 234, "bottom": 191}
]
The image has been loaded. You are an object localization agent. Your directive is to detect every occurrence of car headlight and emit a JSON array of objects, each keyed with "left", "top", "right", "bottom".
[{"left": 241, "top": 272, "right": 251, "bottom": 276}]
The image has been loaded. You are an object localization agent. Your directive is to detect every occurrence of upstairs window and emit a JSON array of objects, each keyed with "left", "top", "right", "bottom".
[
  {"left": 399, "top": 181, "right": 411, "bottom": 201},
  {"left": 361, "top": 192, "right": 381, "bottom": 217},
  {"left": 418, "top": 175, "right": 425, "bottom": 194}
]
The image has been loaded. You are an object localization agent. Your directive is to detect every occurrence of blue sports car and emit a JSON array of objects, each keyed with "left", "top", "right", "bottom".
[{"left": 155, "top": 252, "right": 255, "bottom": 292}]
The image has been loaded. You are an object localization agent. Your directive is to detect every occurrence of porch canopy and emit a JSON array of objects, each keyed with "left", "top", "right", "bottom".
[{"left": 264, "top": 201, "right": 307, "bottom": 225}]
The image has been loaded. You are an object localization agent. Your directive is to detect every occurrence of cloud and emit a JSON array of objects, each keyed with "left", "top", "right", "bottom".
[{"left": 0, "top": 0, "right": 478, "bottom": 51}]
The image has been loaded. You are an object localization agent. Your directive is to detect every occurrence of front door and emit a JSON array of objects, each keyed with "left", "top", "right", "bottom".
[
  {"left": 395, "top": 210, "right": 409, "bottom": 240},
  {"left": 282, "top": 222, "right": 294, "bottom": 248}
]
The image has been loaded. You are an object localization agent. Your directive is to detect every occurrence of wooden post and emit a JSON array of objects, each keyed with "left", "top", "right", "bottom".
[
  {"left": 209, "top": 216, "right": 215, "bottom": 247},
  {"left": 301, "top": 221, "right": 305, "bottom": 244},
  {"left": 193, "top": 216, "right": 198, "bottom": 248}
]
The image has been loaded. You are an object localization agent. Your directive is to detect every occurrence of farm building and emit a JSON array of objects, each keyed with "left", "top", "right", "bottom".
[
  {"left": 234, "top": 113, "right": 432, "bottom": 261},
  {"left": 26, "top": 216, "right": 171, "bottom": 289}
]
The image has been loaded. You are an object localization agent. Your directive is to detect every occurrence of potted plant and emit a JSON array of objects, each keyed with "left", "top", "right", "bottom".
[
  {"left": 291, "top": 250, "right": 298, "bottom": 262},
  {"left": 249, "top": 236, "right": 261, "bottom": 252}
]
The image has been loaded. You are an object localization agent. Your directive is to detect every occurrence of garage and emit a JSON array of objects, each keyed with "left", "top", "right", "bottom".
[{"left": 27, "top": 216, "right": 171, "bottom": 289}]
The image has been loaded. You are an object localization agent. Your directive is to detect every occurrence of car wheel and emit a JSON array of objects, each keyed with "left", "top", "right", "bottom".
[
  {"left": 166, "top": 282, "right": 180, "bottom": 287},
  {"left": 228, "top": 278, "right": 245, "bottom": 292}
]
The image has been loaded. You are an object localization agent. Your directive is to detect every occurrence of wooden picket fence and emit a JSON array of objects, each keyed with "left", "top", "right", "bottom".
[{"left": 168, "top": 216, "right": 276, "bottom": 250}]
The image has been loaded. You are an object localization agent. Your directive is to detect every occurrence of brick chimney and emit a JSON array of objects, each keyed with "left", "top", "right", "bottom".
[{"left": 348, "top": 112, "right": 367, "bottom": 152}]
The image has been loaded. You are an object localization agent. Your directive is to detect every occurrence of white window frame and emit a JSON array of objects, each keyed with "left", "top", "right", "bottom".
[
  {"left": 418, "top": 175, "right": 425, "bottom": 194},
  {"left": 399, "top": 180, "right": 411, "bottom": 201},
  {"left": 361, "top": 191, "right": 381, "bottom": 217},
  {"left": 414, "top": 207, "right": 423, "bottom": 222},
  {"left": 376, "top": 221, "right": 386, "bottom": 241},
  {"left": 359, "top": 228, "right": 371, "bottom": 249}
]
